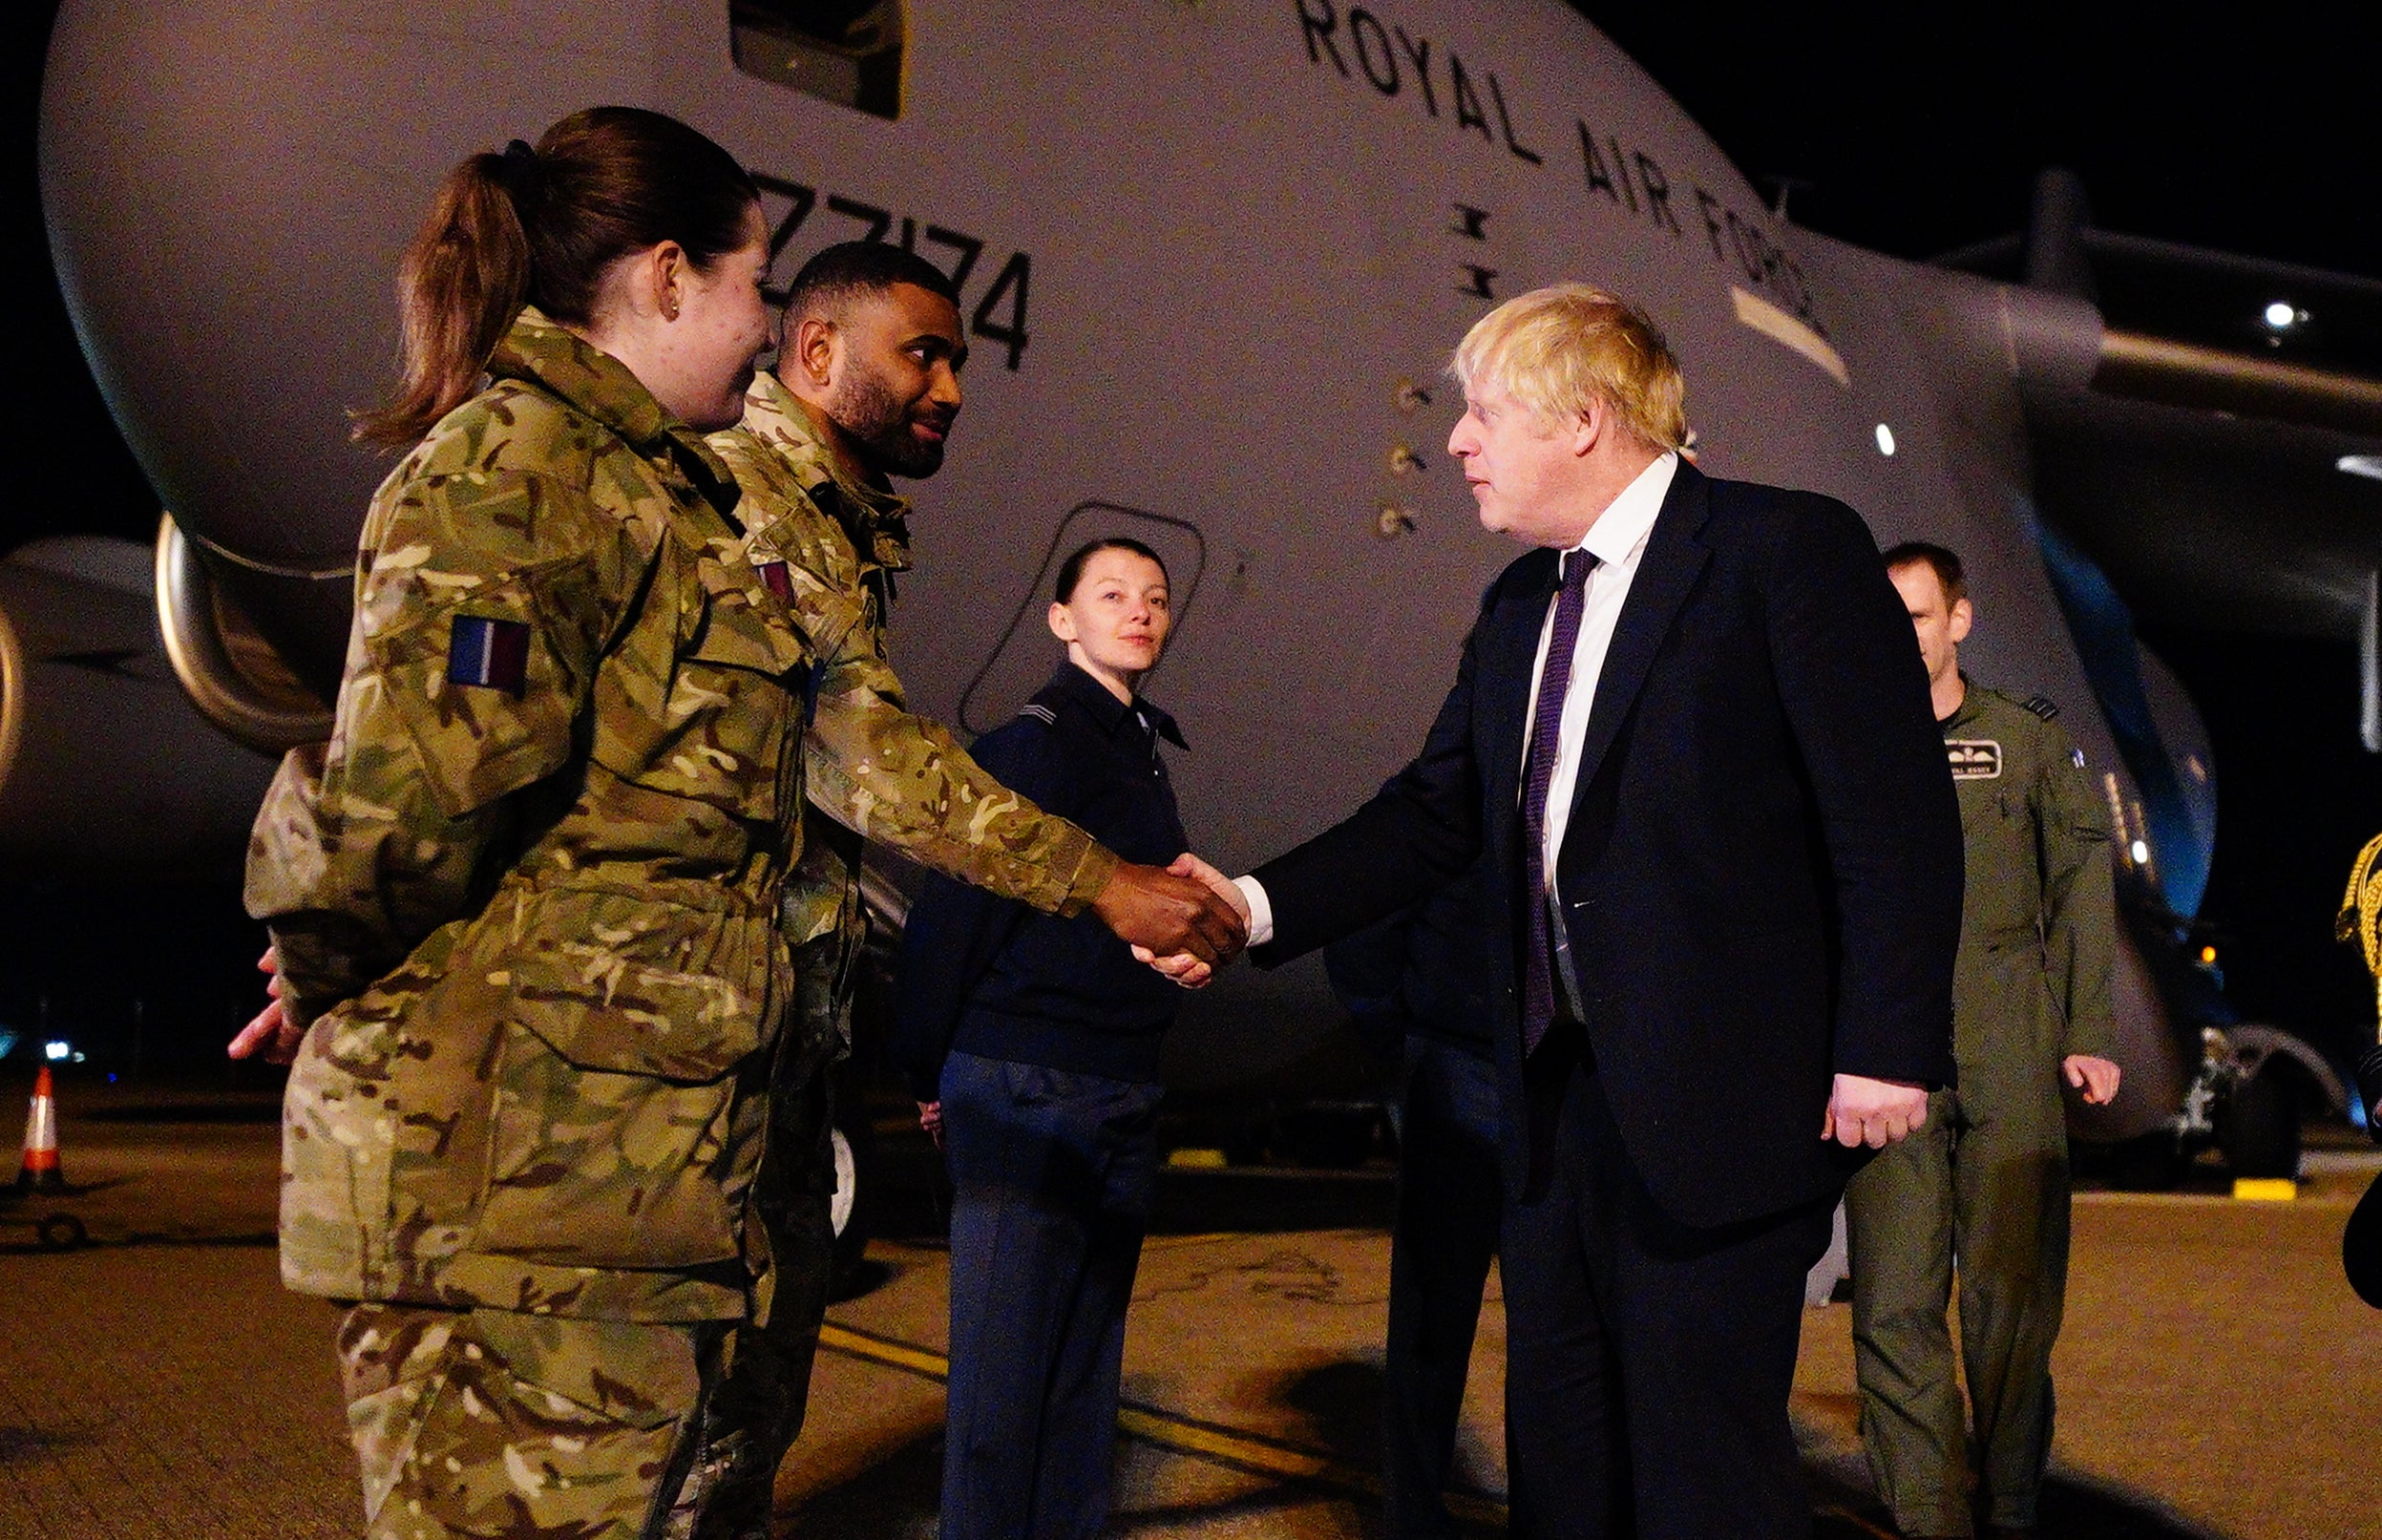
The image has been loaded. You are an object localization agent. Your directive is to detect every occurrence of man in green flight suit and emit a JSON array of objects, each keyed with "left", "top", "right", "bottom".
[{"left": 1845, "top": 541, "right": 2123, "bottom": 1540}]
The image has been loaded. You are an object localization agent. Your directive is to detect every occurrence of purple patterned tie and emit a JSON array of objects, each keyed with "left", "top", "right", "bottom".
[{"left": 1522, "top": 550, "right": 1596, "bottom": 1056}]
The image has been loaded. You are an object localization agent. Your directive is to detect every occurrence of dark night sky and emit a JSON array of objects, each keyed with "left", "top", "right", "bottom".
[
  {"left": 1591, "top": 6, "right": 2382, "bottom": 1063},
  {"left": 1597, "top": 9, "right": 2380, "bottom": 275},
  {"left": 5, "top": 2, "right": 2380, "bottom": 1065}
]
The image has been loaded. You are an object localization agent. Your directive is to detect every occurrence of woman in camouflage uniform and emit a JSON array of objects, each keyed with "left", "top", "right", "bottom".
[{"left": 234, "top": 108, "right": 812, "bottom": 1538}]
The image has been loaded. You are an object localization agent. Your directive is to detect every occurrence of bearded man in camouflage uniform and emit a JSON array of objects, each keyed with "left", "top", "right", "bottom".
[
  {"left": 680, "top": 241, "right": 1050, "bottom": 1528},
  {"left": 1845, "top": 542, "right": 2122, "bottom": 1540}
]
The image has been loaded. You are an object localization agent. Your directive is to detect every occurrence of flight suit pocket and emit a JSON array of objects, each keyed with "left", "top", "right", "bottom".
[{"left": 473, "top": 890, "right": 767, "bottom": 1270}]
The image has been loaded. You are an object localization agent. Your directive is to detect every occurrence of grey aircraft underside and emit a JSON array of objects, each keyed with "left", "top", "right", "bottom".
[{"left": 23, "top": 0, "right": 2382, "bottom": 1168}]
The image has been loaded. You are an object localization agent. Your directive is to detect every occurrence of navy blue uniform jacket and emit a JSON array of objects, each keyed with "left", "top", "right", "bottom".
[
  {"left": 1251, "top": 463, "right": 1962, "bottom": 1227},
  {"left": 894, "top": 663, "right": 1190, "bottom": 1100}
]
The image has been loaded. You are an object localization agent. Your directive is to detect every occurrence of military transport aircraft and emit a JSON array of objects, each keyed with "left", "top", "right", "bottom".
[{"left": 22, "top": 0, "right": 2382, "bottom": 1240}]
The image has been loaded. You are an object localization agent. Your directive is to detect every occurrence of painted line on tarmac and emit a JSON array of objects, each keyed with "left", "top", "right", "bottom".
[
  {"left": 816, "top": 1319, "right": 1508, "bottom": 1524},
  {"left": 2075, "top": 1188, "right": 2356, "bottom": 1210},
  {"left": 819, "top": 1320, "right": 951, "bottom": 1381}
]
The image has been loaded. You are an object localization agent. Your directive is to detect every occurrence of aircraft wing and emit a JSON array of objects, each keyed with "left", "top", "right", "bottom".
[{"left": 1939, "top": 173, "right": 2382, "bottom": 670}]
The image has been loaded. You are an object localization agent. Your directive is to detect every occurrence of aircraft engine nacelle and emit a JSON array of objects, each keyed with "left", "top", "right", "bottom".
[
  {"left": 0, "top": 535, "right": 276, "bottom": 873},
  {"left": 154, "top": 514, "right": 338, "bottom": 753}
]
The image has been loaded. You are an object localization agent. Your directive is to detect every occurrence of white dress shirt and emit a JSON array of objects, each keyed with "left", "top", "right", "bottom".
[
  {"left": 1236, "top": 453, "right": 1679, "bottom": 946},
  {"left": 1523, "top": 451, "right": 1676, "bottom": 882}
]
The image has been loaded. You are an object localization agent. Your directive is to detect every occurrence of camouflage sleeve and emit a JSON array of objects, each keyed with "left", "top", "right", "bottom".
[
  {"left": 801, "top": 599, "right": 1117, "bottom": 918},
  {"left": 244, "top": 466, "right": 637, "bottom": 1028},
  {"left": 2036, "top": 724, "right": 2119, "bottom": 1059}
]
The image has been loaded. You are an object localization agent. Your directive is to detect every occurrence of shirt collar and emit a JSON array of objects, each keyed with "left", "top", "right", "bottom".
[
  {"left": 489, "top": 306, "right": 743, "bottom": 524},
  {"left": 1941, "top": 674, "right": 1984, "bottom": 732},
  {"left": 736, "top": 372, "right": 916, "bottom": 573},
  {"left": 1567, "top": 451, "right": 1677, "bottom": 571},
  {"left": 1038, "top": 662, "right": 1188, "bottom": 749}
]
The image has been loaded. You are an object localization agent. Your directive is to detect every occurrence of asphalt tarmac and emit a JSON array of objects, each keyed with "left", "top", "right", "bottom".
[{"left": 3, "top": 1069, "right": 2377, "bottom": 1539}]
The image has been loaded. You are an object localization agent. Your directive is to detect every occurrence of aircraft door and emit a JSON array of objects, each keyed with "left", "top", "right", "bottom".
[
  {"left": 729, "top": 0, "right": 905, "bottom": 119},
  {"left": 956, "top": 502, "right": 1205, "bottom": 736}
]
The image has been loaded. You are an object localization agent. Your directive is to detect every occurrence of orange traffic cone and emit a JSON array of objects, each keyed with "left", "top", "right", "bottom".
[{"left": 16, "top": 1064, "right": 63, "bottom": 1193}]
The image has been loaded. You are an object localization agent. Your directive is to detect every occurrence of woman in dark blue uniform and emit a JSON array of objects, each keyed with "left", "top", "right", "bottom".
[{"left": 894, "top": 537, "right": 1191, "bottom": 1540}]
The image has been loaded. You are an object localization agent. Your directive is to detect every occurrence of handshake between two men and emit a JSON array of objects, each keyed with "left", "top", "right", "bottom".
[
  {"left": 1119, "top": 853, "right": 1934, "bottom": 1156},
  {"left": 1092, "top": 852, "right": 1249, "bottom": 978},
  {"left": 1114, "top": 852, "right": 1246, "bottom": 987},
  {"left": 237, "top": 843, "right": 1926, "bottom": 1161}
]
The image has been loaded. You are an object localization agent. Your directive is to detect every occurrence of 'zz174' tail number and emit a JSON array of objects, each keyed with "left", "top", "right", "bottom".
[{"left": 754, "top": 174, "right": 1031, "bottom": 371}]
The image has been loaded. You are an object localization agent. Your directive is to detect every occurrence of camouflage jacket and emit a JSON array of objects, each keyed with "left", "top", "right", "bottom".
[
  {"left": 247, "top": 309, "right": 816, "bottom": 1323},
  {"left": 709, "top": 374, "right": 1115, "bottom": 983}
]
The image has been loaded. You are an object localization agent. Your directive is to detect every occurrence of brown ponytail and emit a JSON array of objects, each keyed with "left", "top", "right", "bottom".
[
  {"left": 355, "top": 107, "right": 760, "bottom": 449},
  {"left": 353, "top": 153, "right": 529, "bottom": 448}
]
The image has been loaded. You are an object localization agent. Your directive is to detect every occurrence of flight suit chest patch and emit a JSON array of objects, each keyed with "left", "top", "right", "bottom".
[{"left": 1948, "top": 739, "right": 2002, "bottom": 779}]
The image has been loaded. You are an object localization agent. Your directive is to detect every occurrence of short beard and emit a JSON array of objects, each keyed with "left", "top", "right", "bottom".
[{"left": 829, "top": 366, "right": 946, "bottom": 479}]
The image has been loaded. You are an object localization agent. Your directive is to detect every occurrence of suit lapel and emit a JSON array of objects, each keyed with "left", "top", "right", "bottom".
[
  {"left": 1478, "top": 548, "right": 1558, "bottom": 827},
  {"left": 1567, "top": 463, "right": 1713, "bottom": 810}
]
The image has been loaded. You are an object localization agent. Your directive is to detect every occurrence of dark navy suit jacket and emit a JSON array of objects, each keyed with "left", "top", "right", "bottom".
[
  {"left": 1251, "top": 462, "right": 1962, "bottom": 1227},
  {"left": 1323, "top": 858, "right": 1499, "bottom": 1063}
]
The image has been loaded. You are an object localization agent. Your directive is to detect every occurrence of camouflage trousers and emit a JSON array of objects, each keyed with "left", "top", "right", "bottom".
[{"left": 334, "top": 1051, "right": 840, "bottom": 1539}]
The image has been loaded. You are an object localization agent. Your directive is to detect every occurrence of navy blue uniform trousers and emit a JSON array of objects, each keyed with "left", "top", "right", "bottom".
[
  {"left": 1503, "top": 1031, "right": 1837, "bottom": 1540},
  {"left": 1384, "top": 1035, "right": 1504, "bottom": 1537},
  {"left": 939, "top": 1049, "right": 1164, "bottom": 1540}
]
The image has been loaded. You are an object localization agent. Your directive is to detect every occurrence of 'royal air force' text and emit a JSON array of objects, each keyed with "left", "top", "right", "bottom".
[{"left": 1293, "top": 0, "right": 1827, "bottom": 336}]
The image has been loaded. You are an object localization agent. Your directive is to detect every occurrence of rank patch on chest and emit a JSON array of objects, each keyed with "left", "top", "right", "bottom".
[
  {"left": 756, "top": 559, "right": 794, "bottom": 604},
  {"left": 1948, "top": 740, "right": 2002, "bottom": 779},
  {"left": 448, "top": 615, "right": 531, "bottom": 695}
]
